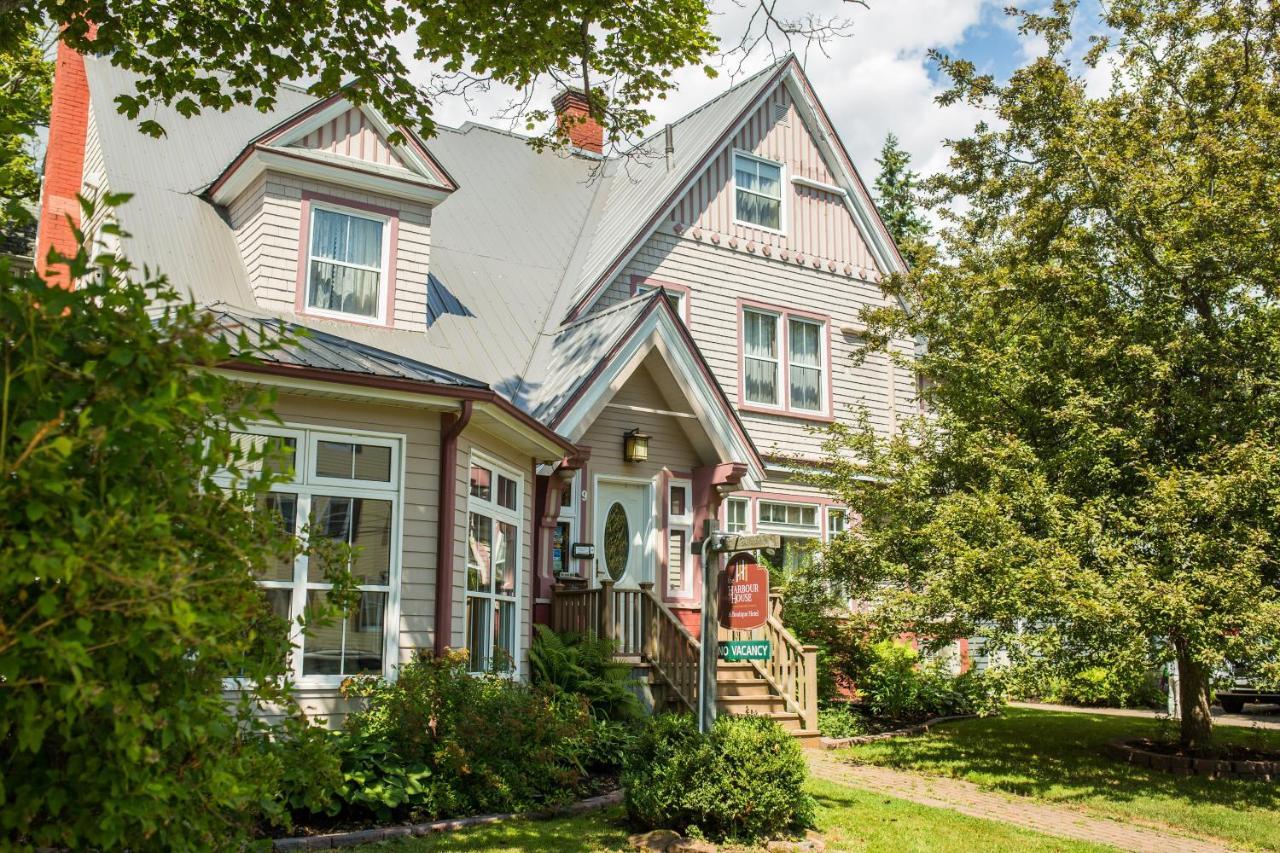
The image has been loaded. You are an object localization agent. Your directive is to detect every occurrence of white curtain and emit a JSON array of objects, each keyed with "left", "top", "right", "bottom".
[
  {"left": 308, "top": 209, "right": 384, "bottom": 317},
  {"left": 744, "top": 310, "right": 778, "bottom": 404},
  {"left": 789, "top": 318, "right": 822, "bottom": 411}
]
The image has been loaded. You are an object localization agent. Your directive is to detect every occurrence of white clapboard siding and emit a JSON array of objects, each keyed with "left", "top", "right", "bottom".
[
  {"left": 594, "top": 229, "right": 913, "bottom": 459},
  {"left": 227, "top": 172, "right": 432, "bottom": 331}
]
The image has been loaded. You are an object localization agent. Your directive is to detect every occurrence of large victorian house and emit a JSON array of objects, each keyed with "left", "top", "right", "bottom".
[{"left": 37, "top": 45, "right": 916, "bottom": 739}]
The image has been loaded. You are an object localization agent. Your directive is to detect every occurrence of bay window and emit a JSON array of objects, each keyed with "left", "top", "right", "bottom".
[
  {"left": 466, "top": 456, "right": 523, "bottom": 674},
  {"left": 306, "top": 204, "right": 388, "bottom": 321},
  {"left": 230, "top": 427, "right": 401, "bottom": 683},
  {"left": 741, "top": 305, "right": 828, "bottom": 415}
]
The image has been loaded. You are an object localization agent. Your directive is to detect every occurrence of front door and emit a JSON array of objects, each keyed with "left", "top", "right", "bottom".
[{"left": 595, "top": 481, "right": 650, "bottom": 589}]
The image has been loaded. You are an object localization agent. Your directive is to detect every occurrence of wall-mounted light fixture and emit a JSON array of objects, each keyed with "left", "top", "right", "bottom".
[{"left": 623, "top": 428, "right": 651, "bottom": 463}]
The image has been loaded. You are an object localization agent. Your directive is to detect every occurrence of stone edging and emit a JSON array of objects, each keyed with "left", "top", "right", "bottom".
[
  {"left": 1107, "top": 738, "right": 1278, "bottom": 781},
  {"left": 272, "top": 789, "right": 624, "bottom": 850},
  {"left": 820, "top": 714, "right": 978, "bottom": 749}
]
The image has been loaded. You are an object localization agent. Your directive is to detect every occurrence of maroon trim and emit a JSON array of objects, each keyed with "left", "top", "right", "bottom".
[
  {"left": 549, "top": 296, "right": 765, "bottom": 474},
  {"left": 295, "top": 192, "right": 400, "bottom": 328},
  {"left": 630, "top": 275, "right": 692, "bottom": 324},
  {"left": 435, "top": 401, "right": 473, "bottom": 655},
  {"left": 564, "top": 60, "right": 795, "bottom": 321},
  {"left": 223, "top": 361, "right": 577, "bottom": 453}
]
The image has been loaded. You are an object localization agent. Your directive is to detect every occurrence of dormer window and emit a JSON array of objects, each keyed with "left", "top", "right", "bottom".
[
  {"left": 306, "top": 205, "right": 389, "bottom": 322},
  {"left": 733, "top": 151, "right": 783, "bottom": 231}
]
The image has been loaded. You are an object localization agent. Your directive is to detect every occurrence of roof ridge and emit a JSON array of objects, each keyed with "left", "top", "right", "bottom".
[{"left": 554, "top": 289, "right": 658, "bottom": 332}]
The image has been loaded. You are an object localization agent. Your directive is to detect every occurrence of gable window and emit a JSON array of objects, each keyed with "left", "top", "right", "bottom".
[
  {"left": 306, "top": 205, "right": 387, "bottom": 321},
  {"left": 741, "top": 305, "right": 828, "bottom": 415},
  {"left": 466, "top": 456, "right": 523, "bottom": 674},
  {"left": 223, "top": 426, "right": 401, "bottom": 684},
  {"left": 734, "top": 151, "right": 783, "bottom": 231}
]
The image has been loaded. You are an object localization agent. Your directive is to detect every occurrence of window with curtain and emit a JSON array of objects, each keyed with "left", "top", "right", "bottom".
[
  {"left": 743, "top": 309, "right": 779, "bottom": 406},
  {"left": 306, "top": 206, "right": 386, "bottom": 320},
  {"left": 223, "top": 427, "right": 400, "bottom": 684},
  {"left": 734, "top": 152, "right": 783, "bottom": 230},
  {"left": 789, "top": 317, "right": 823, "bottom": 412},
  {"left": 741, "top": 307, "right": 828, "bottom": 414},
  {"left": 466, "top": 458, "right": 522, "bottom": 674}
]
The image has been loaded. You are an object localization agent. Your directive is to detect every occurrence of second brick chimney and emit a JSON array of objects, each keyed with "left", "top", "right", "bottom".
[
  {"left": 36, "top": 39, "right": 92, "bottom": 289},
  {"left": 552, "top": 88, "right": 603, "bottom": 155}
]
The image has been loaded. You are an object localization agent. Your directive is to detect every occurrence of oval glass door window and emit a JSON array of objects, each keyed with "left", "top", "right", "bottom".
[{"left": 604, "top": 502, "right": 630, "bottom": 581}]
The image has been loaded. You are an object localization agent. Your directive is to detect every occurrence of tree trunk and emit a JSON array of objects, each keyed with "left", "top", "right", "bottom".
[{"left": 1174, "top": 639, "right": 1213, "bottom": 750}]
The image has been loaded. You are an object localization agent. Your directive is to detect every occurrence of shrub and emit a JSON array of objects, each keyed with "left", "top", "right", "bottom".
[
  {"left": 338, "top": 650, "right": 613, "bottom": 820},
  {"left": 859, "top": 639, "right": 1001, "bottom": 722},
  {"left": 0, "top": 204, "right": 355, "bottom": 849},
  {"left": 1045, "top": 665, "right": 1164, "bottom": 709},
  {"left": 529, "top": 625, "right": 644, "bottom": 721},
  {"left": 818, "top": 703, "right": 866, "bottom": 739},
  {"left": 623, "top": 714, "right": 815, "bottom": 843}
]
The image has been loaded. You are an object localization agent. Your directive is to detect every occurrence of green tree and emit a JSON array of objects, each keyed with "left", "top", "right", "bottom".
[
  {"left": 872, "top": 132, "right": 929, "bottom": 266},
  {"left": 0, "top": 201, "right": 356, "bottom": 847},
  {"left": 815, "top": 0, "right": 1280, "bottom": 749},
  {"left": 0, "top": 20, "right": 51, "bottom": 248}
]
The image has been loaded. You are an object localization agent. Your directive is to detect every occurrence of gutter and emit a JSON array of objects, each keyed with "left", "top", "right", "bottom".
[{"left": 435, "top": 400, "right": 473, "bottom": 656}]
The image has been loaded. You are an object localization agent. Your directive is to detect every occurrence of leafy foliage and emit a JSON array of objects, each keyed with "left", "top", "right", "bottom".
[
  {"left": 335, "top": 650, "right": 620, "bottom": 821},
  {"left": 817, "top": 0, "right": 1280, "bottom": 748},
  {"left": 872, "top": 132, "right": 930, "bottom": 266},
  {"left": 0, "top": 20, "right": 51, "bottom": 245},
  {"left": 0, "top": 200, "right": 355, "bottom": 849},
  {"left": 859, "top": 640, "right": 1000, "bottom": 723},
  {"left": 623, "top": 714, "right": 815, "bottom": 843},
  {"left": 529, "top": 625, "right": 643, "bottom": 722},
  {"left": 817, "top": 703, "right": 866, "bottom": 739},
  {"left": 6, "top": 0, "right": 717, "bottom": 152}
]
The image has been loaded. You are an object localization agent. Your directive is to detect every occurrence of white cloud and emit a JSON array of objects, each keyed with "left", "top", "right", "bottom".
[{"left": 418, "top": 0, "right": 1013, "bottom": 182}]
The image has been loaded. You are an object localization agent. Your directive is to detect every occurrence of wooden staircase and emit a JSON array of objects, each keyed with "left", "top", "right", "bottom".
[{"left": 551, "top": 580, "right": 820, "bottom": 745}]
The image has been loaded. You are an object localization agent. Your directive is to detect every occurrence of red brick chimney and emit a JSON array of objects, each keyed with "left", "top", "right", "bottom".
[
  {"left": 552, "top": 88, "right": 603, "bottom": 154},
  {"left": 36, "top": 39, "right": 92, "bottom": 289}
]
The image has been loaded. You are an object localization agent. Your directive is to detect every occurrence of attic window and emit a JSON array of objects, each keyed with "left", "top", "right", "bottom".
[
  {"left": 306, "top": 205, "right": 388, "bottom": 322},
  {"left": 733, "top": 151, "right": 783, "bottom": 232}
]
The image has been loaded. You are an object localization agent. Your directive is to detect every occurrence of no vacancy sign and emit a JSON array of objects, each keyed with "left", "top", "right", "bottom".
[{"left": 719, "top": 553, "right": 770, "bottom": 631}]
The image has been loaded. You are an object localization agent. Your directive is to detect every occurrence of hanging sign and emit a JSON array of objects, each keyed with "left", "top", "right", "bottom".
[{"left": 718, "top": 553, "right": 770, "bottom": 631}]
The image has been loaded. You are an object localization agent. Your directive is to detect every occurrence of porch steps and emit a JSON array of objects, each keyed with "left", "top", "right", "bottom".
[{"left": 626, "top": 660, "right": 819, "bottom": 745}]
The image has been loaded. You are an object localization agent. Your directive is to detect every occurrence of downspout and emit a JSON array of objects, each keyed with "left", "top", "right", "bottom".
[{"left": 434, "top": 400, "right": 473, "bottom": 656}]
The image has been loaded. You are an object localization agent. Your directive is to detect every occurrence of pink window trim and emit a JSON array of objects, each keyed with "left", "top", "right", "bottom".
[
  {"left": 295, "top": 191, "right": 400, "bottom": 328},
  {"left": 630, "top": 275, "right": 692, "bottom": 324},
  {"left": 663, "top": 474, "right": 695, "bottom": 603},
  {"left": 736, "top": 297, "right": 834, "bottom": 421}
]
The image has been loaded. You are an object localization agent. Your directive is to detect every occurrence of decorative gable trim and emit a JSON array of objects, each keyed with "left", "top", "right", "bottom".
[
  {"left": 205, "top": 93, "right": 457, "bottom": 206},
  {"left": 566, "top": 58, "right": 908, "bottom": 322},
  {"left": 553, "top": 295, "right": 765, "bottom": 490}
]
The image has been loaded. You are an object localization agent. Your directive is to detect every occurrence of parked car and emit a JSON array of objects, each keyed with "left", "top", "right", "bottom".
[{"left": 1217, "top": 667, "right": 1280, "bottom": 714}]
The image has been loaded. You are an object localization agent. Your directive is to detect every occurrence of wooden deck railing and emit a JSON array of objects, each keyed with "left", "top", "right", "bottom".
[
  {"left": 717, "top": 594, "right": 819, "bottom": 731},
  {"left": 639, "top": 582, "right": 700, "bottom": 713}
]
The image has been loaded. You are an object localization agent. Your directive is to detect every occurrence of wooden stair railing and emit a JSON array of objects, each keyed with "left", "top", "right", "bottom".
[
  {"left": 638, "top": 582, "right": 700, "bottom": 714},
  {"left": 717, "top": 594, "right": 819, "bottom": 731}
]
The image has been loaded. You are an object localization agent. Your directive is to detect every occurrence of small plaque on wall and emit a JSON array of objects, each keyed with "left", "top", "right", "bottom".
[{"left": 570, "top": 543, "right": 595, "bottom": 560}]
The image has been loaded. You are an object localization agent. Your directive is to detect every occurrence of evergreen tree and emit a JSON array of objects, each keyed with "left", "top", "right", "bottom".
[{"left": 873, "top": 132, "right": 929, "bottom": 266}]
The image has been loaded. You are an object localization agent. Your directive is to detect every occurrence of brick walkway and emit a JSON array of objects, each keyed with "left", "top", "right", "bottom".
[{"left": 808, "top": 752, "right": 1236, "bottom": 852}]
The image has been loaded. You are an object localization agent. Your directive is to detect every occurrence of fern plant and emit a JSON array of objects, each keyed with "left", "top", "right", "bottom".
[{"left": 529, "top": 626, "right": 643, "bottom": 722}]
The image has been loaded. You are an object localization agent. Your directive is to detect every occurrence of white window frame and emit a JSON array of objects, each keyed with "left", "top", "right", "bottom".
[
  {"left": 219, "top": 423, "right": 404, "bottom": 689},
  {"left": 303, "top": 201, "right": 391, "bottom": 324},
  {"left": 740, "top": 305, "right": 830, "bottom": 417},
  {"left": 464, "top": 451, "right": 525, "bottom": 677},
  {"left": 725, "top": 496, "right": 751, "bottom": 534},
  {"left": 666, "top": 479, "right": 694, "bottom": 598},
  {"left": 635, "top": 283, "right": 689, "bottom": 324},
  {"left": 732, "top": 149, "right": 786, "bottom": 235},
  {"left": 825, "top": 507, "right": 847, "bottom": 542},
  {"left": 742, "top": 307, "right": 783, "bottom": 409},
  {"left": 756, "top": 499, "right": 821, "bottom": 536}
]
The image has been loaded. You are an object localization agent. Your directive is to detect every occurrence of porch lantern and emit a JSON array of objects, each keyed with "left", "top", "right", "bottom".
[{"left": 623, "top": 428, "right": 651, "bottom": 463}]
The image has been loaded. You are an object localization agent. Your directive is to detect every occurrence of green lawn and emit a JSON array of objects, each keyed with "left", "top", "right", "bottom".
[
  {"left": 839, "top": 706, "right": 1280, "bottom": 850},
  {"left": 370, "top": 779, "right": 1110, "bottom": 851}
]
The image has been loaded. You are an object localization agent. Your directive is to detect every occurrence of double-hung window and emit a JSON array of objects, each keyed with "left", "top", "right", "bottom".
[
  {"left": 742, "top": 306, "right": 827, "bottom": 414},
  {"left": 734, "top": 151, "right": 783, "bottom": 231},
  {"left": 725, "top": 497, "right": 750, "bottom": 534},
  {"left": 306, "top": 205, "right": 388, "bottom": 321},
  {"left": 466, "top": 457, "right": 523, "bottom": 674},
  {"left": 229, "top": 426, "right": 401, "bottom": 684},
  {"left": 826, "top": 508, "right": 847, "bottom": 540}
]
